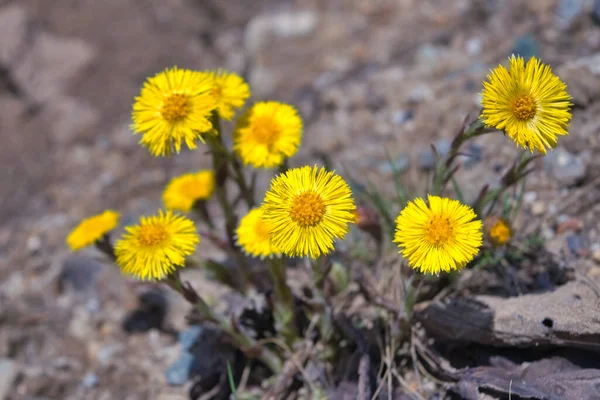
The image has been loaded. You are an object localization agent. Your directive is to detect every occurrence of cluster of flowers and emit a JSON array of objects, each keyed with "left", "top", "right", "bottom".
[{"left": 67, "top": 55, "right": 571, "bottom": 277}]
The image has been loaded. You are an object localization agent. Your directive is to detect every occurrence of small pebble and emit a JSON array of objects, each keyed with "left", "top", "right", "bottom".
[
  {"left": 81, "top": 372, "right": 99, "bottom": 389},
  {"left": 592, "top": 248, "right": 600, "bottom": 263},
  {"left": 165, "top": 352, "right": 195, "bottom": 386},
  {"left": 178, "top": 326, "right": 203, "bottom": 351},
  {"left": 531, "top": 201, "right": 546, "bottom": 216},
  {"left": 543, "top": 148, "right": 586, "bottom": 186},
  {"left": 27, "top": 235, "right": 42, "bottom": 254},
  {"left": 378, "top": 153, "right": 410, "bottom": 175},
  {"left": 59, "top": 256, "right": 103, "bottom": 293},
  {"left": 523, "top": 191, "right": 537, "bottom": 204},
  {"left": 391, "top": 109, "right": 413, "bottom": 126},
  {"left": 510, "top": 34, "right": 540, "bottom": 60},
  {"left": 555, "top": 0, "right": 586, "bottom": 30},
  {"left": 567, "top": 234, "right": 585, "bottom": 256},
  {"left": 593, "top": 0, "right": 600, "bottom": 24}
]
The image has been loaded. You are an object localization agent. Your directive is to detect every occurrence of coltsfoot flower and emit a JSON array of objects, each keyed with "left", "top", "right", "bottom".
[
  {"left": 394, "top": 195, "right": 482, "bottom": 274},
  {"left": 131, "top": 67, "right": 217, "bottom": 156},
  {"left": 236, "top": 208, "right": 281, "bottom": 259},
  {"left": 198, "top": 70, "right": 250, "bottom": 120},
  {"left": 115, "top": 210, "right": 199, "bottom": 281},
  {"left": 485, "top": 216, "right": 512, "bottom": 246},
  {"left": 233, "top": 101, "right": 302, "bottom": 168},
  {"left": 163, "top": 170, "right": 215, "bottom": 212},
  {"left": 262, "top": 166, "right": 356, "bottom": 258},
  {"left": 66, "top": 210, "right": 120, "bottom": 251},
  {"left": 481, "top": 55, "right": 572, "bottom": 153}
]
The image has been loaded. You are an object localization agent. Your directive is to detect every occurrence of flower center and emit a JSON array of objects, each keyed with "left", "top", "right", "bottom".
[
  {"left": 138, "top": 225, "right": 169, "bottom": 247},
  {"left": 161, "top": 94, "right": 189, "bottom": 122},
  {"left": 511, "top": 94, "right": 537, "bottom": 121},
  {"left": 426, "top": 215, "right": 453, "bottom": 245},
  {"left": 490, "top": 221, "right": 511, "bottom": 244},
  {"left": 290, "top": 191, "right": 326, "bottom": 227},
  {"left": 252, "top": 116, "right": 281, "bottom": 146}
]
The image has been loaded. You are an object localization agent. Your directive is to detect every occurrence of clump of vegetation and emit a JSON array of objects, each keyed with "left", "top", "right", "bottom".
[{"left": 66, "top": 55, "right": 572, "bottom": 398}]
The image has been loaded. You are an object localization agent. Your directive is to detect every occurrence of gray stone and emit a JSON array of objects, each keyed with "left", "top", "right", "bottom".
[
  {"left": 81, "top": 372, "right": 99, "bottom": 389},
  {"left": 391, "top": 109, "right": 413, "bottom": 126},
  {"left": 0, "top": 5, "right": 29, "bottom": 66},
  {"left": 543, "top": 148, "right": 586, "bottom": 186},
  {"left": 567, "top": 234, "right": 585, "bottom": 256},
  {"left": 165, "top": 352, "right": 195, "bottom": 386},
  {"left": 510, "top": 34, "right": 540, "bottom": 60},
  {"left": 245, "top": 11, "right": 318, "bottom": 53},
  {"left": 59, "top": 256, "right": 103, "bottom": 294},
  {"left": 593, "top": 0, "right": 600, "bottom": 24},
  {"left": 465, "top": 37, "right": 483, "bottom": 55},
  {"left": 13, "top": 32, "right": 96, "bottom": 103},
  {"left": 378, "top": 153, "right": 410, "bottom": 175},
  {"left": 178, "top": 326, "right": 202, "bottom": 351},
  {"left": 0, "top": 358, "right": 17, "bottom": 400},
  {"left": 47, "top": 96, "right": 100, "bottom": 144},
  {"left": 555, "top": 0, "right": 587, "bottom": 30}
]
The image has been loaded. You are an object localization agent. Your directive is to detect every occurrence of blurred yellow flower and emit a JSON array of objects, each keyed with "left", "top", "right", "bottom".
[
  {"left": 66, "top": 210, "right": 120, "bottom": 251},
  {"left": 115, "top": 210, "right": 199, "bottom": 281},
  {"left": 236, "top": 208, "right": 281, "bottom": 258},
  {"left": 163, "top": 170, "right": 215, "bottom": 212},
  {"left": 486, "top": 216, "right": 512, "bottom": 246},
  {"left": 199, "top": 70, "right": 250, "bottom": 120},
  {"left": 131, "top": 67, "right": 216, "bottom": 157},
  {"left": 481, "top": 55, "right": 572, "bottom": 153},
  {"left": 262, "top": 166, "right": 355, "bottom": 258},
  {"left": 394, "top": 196, "right": 482, "bottom": 274},
  {"left": 234, "top": 101, "right": 302, "bottom": 168}
]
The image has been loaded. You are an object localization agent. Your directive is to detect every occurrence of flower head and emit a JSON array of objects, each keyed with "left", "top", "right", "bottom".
[
  {"left": 115, "top": 210, "right": 199, "bottom": 281},
  {"left": 199, "top": 70, "right": 250, "bottom": 120},
  {"left": 163, "top": 170, "right": 215, "bottom": 212},
  {"left": 394, "top": 195, "right": 482, "bottom": 274},
  {"left": 485, "top": 216, "right": 512, "bottom": 246},
  {"left": 236, "top": 208, "right": 281, "bottom": 258},
  {"left": 481, "top": 55, "right": 572, "bottom": 153},
  {"left": 234, "top": 101, "right": 302, "bottom": 168},
  {"left": 262, "top": 166, "right": 356, "bottom": 258},
  {"left": 66, "top": 210, "right": 120, "bottom": 251},
  {"left": 131, "top": 67, "right": 217, "bottom": 157}
]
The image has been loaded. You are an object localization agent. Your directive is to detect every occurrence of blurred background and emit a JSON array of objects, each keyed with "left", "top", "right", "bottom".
[{"left": 2, "top": 0, "right": 600, "bottom": 398}]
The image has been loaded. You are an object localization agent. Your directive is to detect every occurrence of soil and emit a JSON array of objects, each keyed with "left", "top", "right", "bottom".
[{"left": 2, "top": 0, "right": 600, "bottom": 399}]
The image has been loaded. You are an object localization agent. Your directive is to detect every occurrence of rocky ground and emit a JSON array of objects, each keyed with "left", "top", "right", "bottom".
[{"left": 2, "top": 0, "right": 600, "bottom": 399}]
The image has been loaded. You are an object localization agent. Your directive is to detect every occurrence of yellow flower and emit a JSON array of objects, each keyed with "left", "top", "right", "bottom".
[
  {"left": 481, "top": 55, "right": 572, "bottom": 153},
  {"left": 199, "top": 70, "right": 250, "bottom": 120},
  {"left": 262, "top": 166, "right": 356, "bottom": 258},
  {"left": 163, "top": 170, "right": 215, "bottom": 212},
  {"left": 485, "top": 216, "right": 512, "bottom": 246},
  {"left": 236, "top": 208, "right": 281, "bottom": 258},
  {"left": 66, "top": 210, "right": 120, "bottom": 251},
  {"left": 115, "top": 210, "right": 199, "bottom": 281},
  {"left": 233, "top": 101, "right": 302, "bottom": 168},
  {"left": 131, "top": 66, "right": 217, "bottom": 157},
  {"left": 394, "top": 195, "right": 482, "bottom": 274}
]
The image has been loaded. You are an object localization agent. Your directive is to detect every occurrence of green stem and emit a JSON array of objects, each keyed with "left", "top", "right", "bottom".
[
  {"left": 432, "top": 118, "right": 493, "bottom": 196},
  {"left": 165, "top": 273, "right": 282, "bottom": 373},
  {"left": 208, "top": 113, "right": 251, "bottom": 293},
  {"left": 267, "top": 257, "right": 297, "bottom": 342},
  {"left": 230, "top": 154, "right": 255, "bottom": 208}
]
